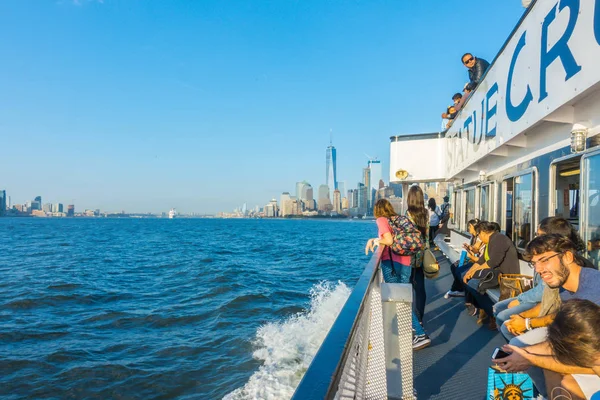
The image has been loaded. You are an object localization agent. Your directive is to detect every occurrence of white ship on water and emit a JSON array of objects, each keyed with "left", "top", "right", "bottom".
[{"left": 168, "top": 208, "right": 176, "bottom": 219}]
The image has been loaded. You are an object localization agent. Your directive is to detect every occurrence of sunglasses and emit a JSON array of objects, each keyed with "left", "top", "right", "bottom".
[
  {"left": 528, "top": 252, "right": 561, "bottom": 269},
  {"left": 463, "top": 57, "right": 474, "bottom": 64}
]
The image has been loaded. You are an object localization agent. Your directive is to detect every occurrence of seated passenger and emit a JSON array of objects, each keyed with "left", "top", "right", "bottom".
[
  {"left": 495, "top": 234, "right": 600, "bottom": 399},
  {"left": 462, "top": 52, "right": 490, "bottom": 92},
  {"left": 497, "top": 299, "right": 600, "bottom": 399},
  {"left": 463, "top": 221, "right": 520, "bottom": 328},
  {"left": 500, "top": 217, "right": 592, "bottom": 341},
  {"left": 446, "top": 218, "right": 482, "bottom": 298}
]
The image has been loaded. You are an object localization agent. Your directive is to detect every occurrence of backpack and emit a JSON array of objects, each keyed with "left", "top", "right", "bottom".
[{"left": 388, "top": 215, "right": 426, "bottom": 255}]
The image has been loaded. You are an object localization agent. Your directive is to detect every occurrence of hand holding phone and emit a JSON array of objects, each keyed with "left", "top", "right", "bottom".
[{"left": 492, "top": 347, "right": 510, "bottom": 360}]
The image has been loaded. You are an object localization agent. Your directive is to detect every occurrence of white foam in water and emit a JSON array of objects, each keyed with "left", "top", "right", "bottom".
[{"left": 223, "top": 281, "right": 351, "bottom": 400}]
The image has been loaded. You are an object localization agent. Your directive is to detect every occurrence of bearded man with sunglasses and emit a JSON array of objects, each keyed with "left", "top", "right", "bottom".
[
  {"left": 462, "top": 53, "right": 490, "bottom": 92},
  {"left": 493, "top": 234, "right": 600, "bottom": 399}
]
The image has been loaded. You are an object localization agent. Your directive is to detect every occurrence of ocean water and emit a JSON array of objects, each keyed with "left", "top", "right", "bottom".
[{"left": 0, "top": 218, "right": 374, "bottom": 399}]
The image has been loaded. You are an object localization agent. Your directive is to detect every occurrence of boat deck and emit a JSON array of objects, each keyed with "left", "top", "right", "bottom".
[{"left": 413, "top": 251, "right": 506, "bottom": 400}]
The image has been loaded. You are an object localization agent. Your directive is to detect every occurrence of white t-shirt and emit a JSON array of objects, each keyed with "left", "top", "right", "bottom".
[{"left": 429, "top": 206, "right": 442, "bottom": 226}]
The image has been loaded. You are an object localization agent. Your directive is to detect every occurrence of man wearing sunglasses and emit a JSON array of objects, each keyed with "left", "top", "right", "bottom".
[
  {"left": 492, "top": 234, "right": 600, "bottom": 398},
  {"left": 462, "top": 53, "right": 490, "bottom": 92}
]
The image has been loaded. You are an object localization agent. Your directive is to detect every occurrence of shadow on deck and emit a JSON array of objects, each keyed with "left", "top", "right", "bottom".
[{"left": 413, "top": 252, "right": 506, "bottom": 400}]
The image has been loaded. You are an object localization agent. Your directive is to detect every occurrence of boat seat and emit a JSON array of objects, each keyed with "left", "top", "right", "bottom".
[
  {"left": 486, "top": 288, "right": 500, "bottom": 303},
  {"left": 434, "top": 235, "right": 462, "bottom": 264}
]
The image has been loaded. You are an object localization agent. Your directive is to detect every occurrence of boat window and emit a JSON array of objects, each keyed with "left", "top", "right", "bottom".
[
  {"left": 552, "top": 157, "right": 581, "bottom": 230},
  {"left": 513, "top": 173, "right": 534, "bottom": 250},
  {"left": 503, "top": 179, "right": 514, "bottom": 240},
  {"left": 464, "top": 188, "right": 475, "bottom": 228},
  {"left": 479, "top": 184, "right": 491, "bottom": 221},
  {"left": 453, "top": 191, "right": 462, "bottom": 229},
  {"left": 582, "top": 152, "right": 600, "bottom": 268}
]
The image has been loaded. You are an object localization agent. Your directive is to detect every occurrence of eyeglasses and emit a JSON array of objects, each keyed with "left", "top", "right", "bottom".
[
  {"left": 528, "top": 253, "right": 561, "bottom": 269},
  {"left": 463, "top": 57, "right": 474, "bottom": 64}
]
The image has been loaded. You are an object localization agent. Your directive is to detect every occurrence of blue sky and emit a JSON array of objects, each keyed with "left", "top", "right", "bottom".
[{"left": 0, "top": 0, "right": 525, "bottom": 213}]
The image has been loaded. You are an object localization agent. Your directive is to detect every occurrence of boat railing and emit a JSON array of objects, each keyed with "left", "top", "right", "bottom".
[{"left": 291, "top": 249, "right": 416, "bottom": 400}]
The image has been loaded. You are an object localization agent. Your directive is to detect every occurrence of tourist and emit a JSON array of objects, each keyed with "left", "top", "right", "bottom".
[
  {"left": 462, "top": 53, "right": 490, "bottom": 92},
  {"left": 446, "top": 218, "right": 482, "bottom": 298},
  {"left": 427, "top": 198, "right": 442, "bottom": 247},
  {"left": 365, "top": 198, "right": 431, "bottom": 350},
  {"left": 463, "top": 221, "right": 520, "bottom": 328},
  {"left": 499, "top": 217, "right": 587, "bottom": 341},
  {"left": 494, "top": 234, "right": 600, "bottom": 398},
  {"left": 497, "top": 299, "right": 600, "bottom": 399}
]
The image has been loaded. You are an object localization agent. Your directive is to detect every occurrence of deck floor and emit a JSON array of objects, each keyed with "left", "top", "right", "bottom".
[{"left": 413, "top": 251, "right": 506, "bottom": 400}]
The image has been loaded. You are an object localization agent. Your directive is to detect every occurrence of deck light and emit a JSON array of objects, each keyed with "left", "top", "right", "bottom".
[
  {"left": 570, "top": 124, "right": 588, "bottom": 153},
  {"left": 395, "top": 169, "right": 409, "bottom": 180},
  {"left": 559, "top": 168, "right": 580, "bottom": 177},
  {"left": 479, "top": 171, "right": 486, "bottom": 183}
]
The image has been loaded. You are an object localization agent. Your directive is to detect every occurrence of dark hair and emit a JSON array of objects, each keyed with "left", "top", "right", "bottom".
[
  {"left": 374, "top": 199, "right": 397, "bottom": 219},
  {"left": 427, "top": 198, "right": 437, "bottom": 211},
  {"left": 406, "top": 185, "right": 428, "bottom": 237},
  {"left": 538, "top": 217, "right": 585, "bottom": 252},
  {"left": 477, "top": 221, "right": 499, "bottom": 234},
  {"left": 524, "top": 233, "right": 579, "bottom": 260},
  {"left": 547, "top": 299, "right": 600, "bottom": 368},
  {"left": 467, "top": 219, "right": 480, "bottom": 231},
  {"left": 443, "top": 196, "right": 449, "bottom": 202},
  {"left": 461, "top": 53, "right": 473, "bottom": 62},
  {"left": 452, "top": 93, "right": 462, "bottom": 101}
]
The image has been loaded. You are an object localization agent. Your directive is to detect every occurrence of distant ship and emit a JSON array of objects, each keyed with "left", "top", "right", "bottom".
[{"left": 168, "top": 209, "right": 177, "bottom": 219}]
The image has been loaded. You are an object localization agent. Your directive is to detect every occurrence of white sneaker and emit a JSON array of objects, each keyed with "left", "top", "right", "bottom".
[
  {"left": 446, "top": 290, "right": 465, "bottom": 298},
  {"left": 413, "top": 334, "right": 431, "bottom": 350}
]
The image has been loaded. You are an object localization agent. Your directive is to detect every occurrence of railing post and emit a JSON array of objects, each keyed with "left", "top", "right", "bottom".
[{"left": 380, "top": 283, "right": 415, "bottom": 400}]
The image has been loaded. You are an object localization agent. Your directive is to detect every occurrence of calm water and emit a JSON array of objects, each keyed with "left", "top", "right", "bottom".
[{"left": 0, "top": 218, "right": 374, "bottom": 399}]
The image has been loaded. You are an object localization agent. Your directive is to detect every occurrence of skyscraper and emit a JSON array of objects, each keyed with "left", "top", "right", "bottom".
[
  {"left": 0, "top": 190, "right": 6, "bottom": 217},
  {"left": 333, "top": 190, "right": 341, "bottom": 213},
  {"left": 296, "top": 181, "right": 310, "bottom": 200},
  {"left": 368, "top": 160, "right": 382, "bottom": 193},
  {"left": 67, "top": 205, "right": 75, "bottom": 217},
  {"left": 337, "top": 181, "right": 346, "bottom": 199},
  {"left": 326, "top": 140, "right": 337, "bottom": 192},
  {"left": 318, "top": 184, "right": 332, "bottom": 212}
]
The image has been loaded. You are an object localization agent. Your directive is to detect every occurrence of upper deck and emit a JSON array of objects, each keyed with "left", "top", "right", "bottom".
[{"left": 391, "top": 0, "right": 600, "bottom": 185}]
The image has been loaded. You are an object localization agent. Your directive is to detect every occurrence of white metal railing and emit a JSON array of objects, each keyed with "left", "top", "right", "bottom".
[{"left": 292, "top": 250, "right": 416, "bottom": 399}]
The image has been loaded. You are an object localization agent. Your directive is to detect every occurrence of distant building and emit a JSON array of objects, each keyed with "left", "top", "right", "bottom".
[
  {"left": 30, "top": 201, "right": 41, "bottom": 211},
  {"left": 280, "top": 192, "right": 293, "bottom": 217},
  {"left": 333, "top": 189, "right": 341, "bottom": 213},
  {"left": 34, "top": 196, "right": 42, "bottom": 204},
  {"left": 368, "top": 160, "right": 382, "bottom": 194},
  {"left": 337, "top": 181, "right": 346, "bottom": 199},
  {"left": 67, "top": 205, "right": 75, "bottom": 217},
  {"left": 357, "top": 183, "right": 368, "bottom": 216},
  {"left": 52, "top": 203, "right": 64, "bottom": 213},
  {"left": 0, "top": 190, "right": 5, "bottom": 217},
  {"left": 341, "top": 197, "right": 349, "bottom": 210},
  {"left": 326, "top": 141, "right": 337, "bottom": 191},
  {"left": 43, "top": 203, "right": 53, "bottom": 213},
  {"left": 389, "top": 182, "right": 403, "bottom": 198},
  {"left": 317, "top": 184, "right": 331, "bottom": 212},
  {"left": 305, "top": 187, "right": 314, "bottom": 210}
]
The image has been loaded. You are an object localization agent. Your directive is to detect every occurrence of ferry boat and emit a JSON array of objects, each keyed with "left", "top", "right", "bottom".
[
  {"left": 168, "top": 208, "right": 177, "bottom": 219},
  {"left": 293, "top": 0, "right": 600, "bottom": 398}
]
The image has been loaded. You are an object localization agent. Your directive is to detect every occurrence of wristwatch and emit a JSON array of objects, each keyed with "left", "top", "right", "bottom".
[{"left": 525, "top": 318, "right": 532, "bottom": 331}]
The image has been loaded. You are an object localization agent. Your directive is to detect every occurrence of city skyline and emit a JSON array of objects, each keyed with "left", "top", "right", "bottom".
[{"left": 0, "top": 2, "right": 525, "bottom": 213}]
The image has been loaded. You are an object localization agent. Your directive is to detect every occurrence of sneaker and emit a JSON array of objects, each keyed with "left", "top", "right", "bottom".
[
  {"left": 466, "top": 304, "right": 478, "bottom": 317},
  {"left": 413, "top": 334, "right": 431, "bottom": 350},
  {"left": 445, "top": 290, "right": 465, "bottom": 298}
]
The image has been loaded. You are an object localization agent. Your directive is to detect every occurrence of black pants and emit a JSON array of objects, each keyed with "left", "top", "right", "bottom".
[
  {"left": 464, "top": 279, "right": 495, "bottom": 317},
  {"left": 429, "top": 225, "right": 439, "bottom": 245},
  {"left": 450, "top": 261, "right": 473, "bottom": 292},
  {"left": 411, "top": 266, "right": 426, "bottom": 323}
]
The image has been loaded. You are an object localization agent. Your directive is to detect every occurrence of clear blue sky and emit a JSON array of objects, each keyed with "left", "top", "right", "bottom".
[{"left": 0, "top": 0, "right": 524, "bottom": 214}]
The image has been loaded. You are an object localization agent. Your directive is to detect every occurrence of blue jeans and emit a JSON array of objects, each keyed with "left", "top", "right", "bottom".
[
  {"left": 381, "top": 259, "right": 425, "bottom": 336},
  {"left": 494, "top": 297, "right": 536, "bottom": 341}
]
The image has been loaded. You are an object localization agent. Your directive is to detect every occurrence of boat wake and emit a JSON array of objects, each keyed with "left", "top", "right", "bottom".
[{"left": 223, "top": 281, "right": 351, "bottom": 400}]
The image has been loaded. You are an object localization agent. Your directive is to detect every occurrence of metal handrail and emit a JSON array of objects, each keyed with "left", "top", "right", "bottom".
[{"left": 291, "top": 249, "right": 382, "bottom": 400}]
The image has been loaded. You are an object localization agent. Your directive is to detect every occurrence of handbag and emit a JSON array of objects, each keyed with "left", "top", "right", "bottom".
[
  {"left": 487, "top": 367, "right": 534, "bottom": 399},
  {"left": 472, "top": 268, "right": 500, "bottom": 294},
  {"left": 422, "top": 248, "right": 439, "bottom": 279},
  {"left": 498, "top": 274, "right": 534, "bottom": 301}
]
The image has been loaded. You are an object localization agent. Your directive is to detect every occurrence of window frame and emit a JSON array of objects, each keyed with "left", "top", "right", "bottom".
[
  {"left": 502, "top": 167, "right": 538, "bottom": 250},
  {"left": 549, "top": 153, "right": 582, "bottom": 218},
  {"left": 463, "top": 186, "right": 476, "bottom": 231},
  {"left": 477, "top": 181, "right": 496, "bottom": 222},
  {"left": 580, "top": 148, "right": 600, "bottom": 260}
]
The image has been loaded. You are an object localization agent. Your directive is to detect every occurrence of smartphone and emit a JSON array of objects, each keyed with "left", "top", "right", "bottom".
[{"left": 492, "top": 347, "right": 510, "bottom": 360}]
